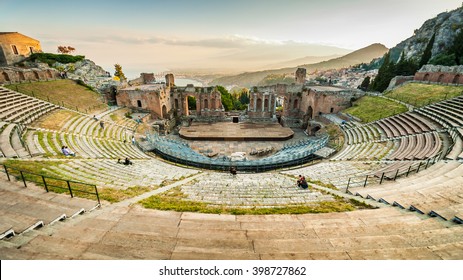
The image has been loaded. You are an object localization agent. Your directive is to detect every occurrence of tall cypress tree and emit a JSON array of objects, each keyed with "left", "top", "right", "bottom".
[
  {"left": 369, "top": 52, "right": 396, "bottom": 92},
  {"left": 451, "top": 29, "right": 463, "bottom": 64},
  {"left": 419, "top": 32, "right": 435, "bottom": 68}
]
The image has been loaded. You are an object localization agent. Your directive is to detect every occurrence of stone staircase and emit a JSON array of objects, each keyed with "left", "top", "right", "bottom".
[{"left": 0, "top": 178, "right": 99, "bottom": 240}]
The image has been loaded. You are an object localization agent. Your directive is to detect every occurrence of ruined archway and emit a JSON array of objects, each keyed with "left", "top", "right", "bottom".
[
  {"left": 264, "top": 98, "right": 269, "bottom": 111},
  {"left": 46, "top": 70, "right": 53, "bottom": 79},
  {"left": 256, "top": 98, "right": 262, "bottom": 111},
  {"left": 184, "top": 95, "right": 197, "bottom": 116},
  {"left": 437, "top": 74, "right": 444, "bottom": 83},
  {"left": 302, "top": 105, "right": 314, "bottom": 129},
  {"left": 453, "top": 74, "right": 460, "bottom": 84},
  {"left": 204, "top": 99, "right": 209, "bottom": 109},
  {"left": 18, "top": 71, "right": 25, "bottom": 81},
  {"left": 162, "top": 105, "right": 168, "bottom": 119},
  {"left": 423, "top": 73, "right": 430, "bottom": 82},
  {"left": 33, "top": 71, "right": 40, "bottom": 80},
  {"left": 293, "top": 99, "right": 298, "bottom": 109},
  {"left": 174, "top": 99, "right": 179, "bottom": 110},
  {"left": 1, "top": 72, "right": 10, "bottom": 82},
  {"left": 211, "top": 98, "right": 216, "bottom": 109}
]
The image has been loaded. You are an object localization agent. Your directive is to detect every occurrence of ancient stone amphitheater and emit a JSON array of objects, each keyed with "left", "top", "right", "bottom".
[{"left": 0, "top": 84, "right": 462, "bottom": 260}]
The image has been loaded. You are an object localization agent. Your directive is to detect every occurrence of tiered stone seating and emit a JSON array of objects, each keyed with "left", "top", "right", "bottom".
[
  {"left": 40, "top": 159, "right": 200, "bottom": 189},
  {"left": 60, "top": 113, "right": 134, "bottom": 142},
  {"left": 1, "top": 205, "right": 462, "bottom": 259},
  {"left": 0, "top": 179, "right": 98, "bottom": 240},
  {"left": 30, "top": 130, "right": 148, "bottom": 159},
  {"left": 353, "top": 161, "right": 463, "bottom": 223},
  {"left": 0, "top": 87, "right": 58, "bottom": 125},
  {"left": 181, "top": 172, "right": 334, "bottom": 207},
  {"left": 334, "top": 109, "right": 443, "bottom": 166},
  {"left": 282, "top": 161, "right": 389, "bottom": 189},
  {"left": 385, "top": 132, "right": 441, "bottom": 160},
  {"left": 416, "top": 95, "right": 463, "bottom": 159}
]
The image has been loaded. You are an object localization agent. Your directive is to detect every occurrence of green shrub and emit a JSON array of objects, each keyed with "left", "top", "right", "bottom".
[{"left": 29, "top": 53, "right": 85, "bottom": 66}]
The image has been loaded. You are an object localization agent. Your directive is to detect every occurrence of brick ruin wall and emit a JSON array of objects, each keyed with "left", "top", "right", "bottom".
[
  {"left": 0, "top": 67, "right": 60, "bottom": 84},
  {"left": 414, "top": 65, "right": 463, "bottom": 85}
]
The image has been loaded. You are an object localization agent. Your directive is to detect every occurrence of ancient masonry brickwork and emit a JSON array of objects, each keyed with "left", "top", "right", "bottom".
[
  {"left": 0, "top": 66, "right": 60, "bottom": 84},
  {"left": 0, "top": 32, "right": 42, "bottom": 66},
  {"left": 116, "top": 73, "right": 362, "bottom": 127},
  {"left": 116, "top": 74, "right": 224, "bottom": 119},
  {"left": 414, "top": 65, "right": 463, "bottom": 85}
]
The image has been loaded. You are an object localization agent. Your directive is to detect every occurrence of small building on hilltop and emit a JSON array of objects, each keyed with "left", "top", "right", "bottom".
[{"left": 0, "top": 32, "right": 42, "bottom": 66}]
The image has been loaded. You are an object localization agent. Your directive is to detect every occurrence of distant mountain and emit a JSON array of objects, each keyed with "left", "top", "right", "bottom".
[
  {"left": 209, "top": 43, "right": 388, "bottom": 87},
  {"left": 262, "top": 54, "right": 341, "bottom": 69},
  {"left": 388, "top": 6, "right": 463, "bottom": 63}
]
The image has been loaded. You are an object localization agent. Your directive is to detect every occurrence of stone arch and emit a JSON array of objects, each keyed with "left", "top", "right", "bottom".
[
  {"left": 1, "top": 72, "right": 10, "bottom": 82},
  {"left": 437, "top": 74, "right": 444, "bottom": 83},
  {"left": 46, "top": 70, "right": 53, "bottom": 79},
  {"left": 453, "top": 74, "right": 460, "bottom": 84},
  {"left": 162, "top": 105, "right": 168, "bottom": 119},
  {"left": 307, "top": 106, "right": 313, "bottom": 119},
  {"left": 293, "top": 99, "right": 298, "bottom": 109},
  {"left": 33, "top": 71, "right": 40, "bottom": 80},
  {"left": 137, "top": 100, "right": 142, "bottom": 108},
  {"left": 264, "top": 98, "right": 269, "bottom": 111},
  {"left": 18, "top": 71, "right": 25, "bottom": 81},
  {"left": 174, "top": 98, "right": 179, "bottom": 110},
  {"left": 211, "top": 98, "right": 216, "bottom": 109},
  {"left": 423, "top": 73, "right": 430, "bottom": 81},
  {"left": 256, "top": 98, "right": 262, "bottom": 111},
  {"left": 204, "top": 98, "right": 209, "bottom": 109}
]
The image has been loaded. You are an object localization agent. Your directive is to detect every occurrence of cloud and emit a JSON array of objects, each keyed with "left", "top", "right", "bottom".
[{"left": 47, "top": 33, "right": 313, "bottom": 49}]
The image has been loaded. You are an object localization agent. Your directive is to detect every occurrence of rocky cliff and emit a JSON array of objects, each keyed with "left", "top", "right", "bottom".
[
  {"left": 54, "top": 59, "right": 120, "bottom": 93},
  {"left": 390, "top": 6, "right": 463, "bottom": 62}
]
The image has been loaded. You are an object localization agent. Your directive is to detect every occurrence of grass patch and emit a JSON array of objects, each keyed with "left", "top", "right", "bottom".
[
  {"left": 6, "top": 80, "right": 108, "bottom": 114},
  {"left": 343, "top": 96, "right": 408, "bottom": 123},
  {"left": 99, "top": 186, "right": 153, "bottom": 203},
  {"left": 31, "top": 109, "right": 78, "bottom": 131},
  {"left": 385, "top": 83, "right": 463, "bottom": 107},
  {"left": 138, "top": 186, "right": 367, "bottom": 215},
  {"left": 325, "top": 123, "right": 344, "bottom": 151},
  {"left": 1, "top": 159, "right": 153, "bottom": 203}
]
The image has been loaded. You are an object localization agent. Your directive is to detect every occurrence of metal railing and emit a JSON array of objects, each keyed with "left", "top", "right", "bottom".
[
  {"left": 345, "top": 152, "right": 442, "bottom": 194},
  {"left": 1, "top": 164, "right": 100, "bottom": 206}
]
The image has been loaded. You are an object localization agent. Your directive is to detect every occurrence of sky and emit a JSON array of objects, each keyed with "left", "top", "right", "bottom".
[{"left": 1, "top": 0, "right": 462, "bottom": 78}]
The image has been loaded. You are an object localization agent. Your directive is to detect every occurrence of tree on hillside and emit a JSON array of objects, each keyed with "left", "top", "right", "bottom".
[
  {"left": 216, "top": 86, "right": 234, "bottom": 111},
  {"left": 369, "top": 52, "right": 396, "bottom": 92},
  {"left": 451, "top": 29, "right": 463, "bottom": 64},
  {"left": 358, "top": 76, "right": 370, "bottom": 91},
  {"left": 396, "top": 51, "right": 418, "bottom": 75},
  {"left": 114, "top": 64, "right": 127, "bottom": 81},
  {"left": 238, "top": 89, "right": 250, "bottom": 105},
  {"left": 57, "top": 46, "right": 76, "bottom": 54},
  {"left": 419, "top": 32, "right": 436, "bottom": 68}
]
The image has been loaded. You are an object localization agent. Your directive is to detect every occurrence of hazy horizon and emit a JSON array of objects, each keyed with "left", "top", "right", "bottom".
[{"left": 1, "top": 0, "right": 462, "bottom": 78}]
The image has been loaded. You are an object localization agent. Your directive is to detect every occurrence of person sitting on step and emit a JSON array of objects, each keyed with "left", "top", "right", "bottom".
[
  {"left": 63, "top": 146, "right": 75, "bottom": 156},
  {"left": 296, "top": 175, "right": 305, "bottom": 188},
  {"left": 123, "top": 157, "right": 133, "bottom": 165}
]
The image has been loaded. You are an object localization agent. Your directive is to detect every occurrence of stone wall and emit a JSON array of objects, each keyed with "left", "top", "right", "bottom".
[
  {"left": 414, "top": 65, "right": 463, "bottom": 85},
  {"left": 387, "top": 76, "right": 415, "bottom": 90},
  {"left": 117, "top": 73, "right": 361, "bottom": 125},
  {"left": 295, "top": 68, "right": 306, "bottom": 84},
  {"left": 0, "top": 32, "right": 42, "bottom": 66},
  {"left": 0, "top": 66, "right": 59, "bottom": 84},
  {"left": 116, "top": 84, "right": 172, "bottom": 119}
]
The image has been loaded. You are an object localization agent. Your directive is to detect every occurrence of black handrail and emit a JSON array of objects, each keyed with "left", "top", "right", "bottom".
[{"left": 0, "top": 164, "right": 100, "bottom": 206}]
